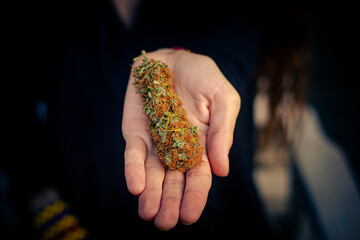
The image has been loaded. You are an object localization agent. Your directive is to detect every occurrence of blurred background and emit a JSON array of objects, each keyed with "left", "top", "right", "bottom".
[
  {"left": 2, "top": 1, "right": 360, "bottom": 239},
  {"left": 252, "top": 2, "right": 360, "bottom": 239}
]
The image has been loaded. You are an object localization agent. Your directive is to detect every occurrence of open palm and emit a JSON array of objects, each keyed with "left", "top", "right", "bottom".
[{"left": 122, "top": 49, "right": 241, "bottom": 230}]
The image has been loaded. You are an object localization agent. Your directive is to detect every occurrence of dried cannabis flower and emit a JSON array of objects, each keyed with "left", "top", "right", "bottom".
[{"left": 132, "top": 50, "right": 203, "bottom": 172}]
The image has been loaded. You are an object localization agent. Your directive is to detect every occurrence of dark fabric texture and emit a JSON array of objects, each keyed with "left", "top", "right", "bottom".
[{"left": 6, "top": 1, "right": 274, "bottom": 239}]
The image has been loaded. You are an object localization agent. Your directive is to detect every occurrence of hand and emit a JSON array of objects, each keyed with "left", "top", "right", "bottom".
[{"left": 122, "top": 48, "right": 241, "bottom": 230}]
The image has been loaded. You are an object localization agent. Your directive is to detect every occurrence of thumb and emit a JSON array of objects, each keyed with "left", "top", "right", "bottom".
[{"left": 207, "top": 90, "right": 241, "bottom": 177}]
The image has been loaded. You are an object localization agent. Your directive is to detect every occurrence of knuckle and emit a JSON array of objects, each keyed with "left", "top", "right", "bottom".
[
  {"left": 125, "top": 135, "right": 147, "bottom": 152},
  {"left": 225, "top": 87, "right": 241, "bottom": 111},
  {"left": 234, "top": 91, "right": 241, "bottom": 110},
  {"left": 125, "top": 143, "right": 142, "bottom": 155},
  {"left": 165, "top": 176, "right": 185, "bottom": 188}
]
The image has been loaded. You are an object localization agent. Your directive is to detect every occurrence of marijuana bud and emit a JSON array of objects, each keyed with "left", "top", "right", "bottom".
[{"left": 132, "top": 50, "right": 203, "bottom": 172}]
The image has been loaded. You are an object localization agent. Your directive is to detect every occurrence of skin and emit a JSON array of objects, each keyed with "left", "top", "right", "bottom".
[{"left": 122, "top": 48, "right": 241, "bottom": 231}]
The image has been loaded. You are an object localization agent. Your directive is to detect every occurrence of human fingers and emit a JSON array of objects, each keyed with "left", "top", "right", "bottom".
[
  {"left": 154, "top": 170, "right": 185, "bottom": 231},
  {"left": 123, "top": 135, "right": 147, "bottom": 195},
  {"left": 122, "top": 58, "right": 155, "bottom": 195},
  {"left": 207, "top": 87, "right": 241, "bottom": 176},
  {"left": 180, "top": 161, "right": 212, "bottom": 225},
  {"left": 138, "top": 152, "right": 165, "bottom": 221},
  {"left": 122, "top": 90, "right": 148, "bottom": 195}
]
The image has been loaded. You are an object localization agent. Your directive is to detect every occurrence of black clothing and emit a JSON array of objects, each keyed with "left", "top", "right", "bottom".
[{"left": 8, "top": 1, "right": 273, "bottom": 239}]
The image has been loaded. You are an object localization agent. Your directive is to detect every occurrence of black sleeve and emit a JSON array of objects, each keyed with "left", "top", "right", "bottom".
[{"left": 138, "top": 0, "right": 265, "bottom": 97}]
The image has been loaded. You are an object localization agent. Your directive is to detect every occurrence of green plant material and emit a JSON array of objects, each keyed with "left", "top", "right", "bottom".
[{"left": 132, "top": 50, "right": 203, "bottom": 171}]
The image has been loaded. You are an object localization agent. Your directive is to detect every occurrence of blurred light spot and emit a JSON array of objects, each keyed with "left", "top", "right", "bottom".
[{"left": 36, "top": 100, "right": 48, "bottom": 124}]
